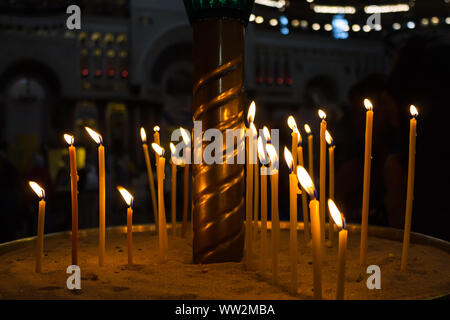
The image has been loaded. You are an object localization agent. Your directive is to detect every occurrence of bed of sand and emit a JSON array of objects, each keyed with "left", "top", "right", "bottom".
[{"left": 0, "top": 224, "right": 449, "bottom": 300}]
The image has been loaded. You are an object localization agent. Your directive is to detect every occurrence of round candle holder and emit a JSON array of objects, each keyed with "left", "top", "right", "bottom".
[{"left": 0, "top": 223, "right": 448, "bottom": 300}]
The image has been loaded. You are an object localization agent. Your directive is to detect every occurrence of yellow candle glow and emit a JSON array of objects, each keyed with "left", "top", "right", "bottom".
[
  {"left": 29, "top": 181, "right": 46, "bottom": 273},
  {"left": 85, "top": 127, "right": 106, "bottom": 267},
  {"left": 64, "top": 134, "right": 78, "bottom": 266},
  {"left": 401, "top": 105, "right": 418, "bottom": 271},
  {"left": 154, "top": 126, "right": 161, "bottom": 174},
  {"left": 152, "top": 143, "right": 169, "bottom": 262},
  {"left": 258, "top": 136, "right": 269, "bottom": 276},
  {"left": 297, "top": 133, "right": 311, "bottom": 244},
  {"left": 170, "top": 143, "right": 179, "bottom": 237},
  {"left": 297, "top": 165, "right": 322, "bottom": 299},
  {"left": 267, "top": 144, "right": 279, "bottom": 285},
  {"left": 304, "top": 124, "right": 314, "bottom": 181},
  {"left": 180, "top": 127, "right": 191, "bottom": 238},
  {"left": 117, "top": 186, "right": 134, "bottom": 265},
  {"left": 328, "top": 199, "right": 348, "bottom": 300},
  {"left": 284, "top": 147, "right": 298, "bottom": 294},
  {"left": 326, "top": 130, "right": 335, "bottom": 247},
  {"left": 245, "top": 103, "right": 256, "bottom": 267},
  {"left": 318, "top": 109, "right": 327, "bottom": 260},
  {"left": 287, "top": 116, "right": 299, "bottom": 167},
  {"left": 360, "top": 99, "right": 374, "bottom": 267},
  {"left": 140, "top": 128, "right": 158, "bottom": 230},
  {"left": 253, "top": 133, "right": 260, "bottom": 256}
]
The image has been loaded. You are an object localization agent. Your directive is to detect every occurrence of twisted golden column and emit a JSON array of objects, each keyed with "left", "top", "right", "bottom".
[{"left": 192, "top": 19, "right": 245, "bottom": 263}]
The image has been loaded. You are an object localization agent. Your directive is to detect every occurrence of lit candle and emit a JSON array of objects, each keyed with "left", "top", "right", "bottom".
[
  {"left": 253, "top": 127, "right": 260, "bottom": 256},
  {"left": 245, "top": 101, "right": 256, "bottom": 267},
  {"left": 297, "top": 132, "right": 311, "bottom": 244},
  {"left": 180, "top": 127, "right": 191, "bottom": 238},
  {"left": 304, "top": 124, "right": 314, "bottom": 181},
  {"left": 140, "top": 128, "right": 158, "bottom": 230},
  {"left": 64, "top": 134, "right": 78, "bottom": 266},
  {"left": 29, "top": 181, "right": 46, "bottom": 273},
  {"left": 153, "top": 125, "right": 161, "bottom": 145},
  {"left": 284, "top": 147, "right": 298, "bottom": 294},
  {"left": 297, "top": 165, "right": 322, "bottom": 299},
  {"left": 401, "top": 105, "right": 418, "bottom": 271},
  {"left": 258, "top": 136, "right": 269, "bottom": 276},
  {"left": 85, "top": 127, "right": 106, "bottom": 267},
  {"left": 328, "top": 199, "right": 348, "bottom": 300},
  {"left": 154, "top": 126, "right": 161, "bottom": 176},
  {"left": 325, "top": 130, "right": 335, "bottom": 247},
  {"left": 360, "top": 99, "right": 373, "bottom": 267},
  {"left": 266, "top": 144, "right": 279, "bottom": 285},
  {"left": 287, "top": 116, "right": 299, "bottom": 167},
  {"left": 318, "top": 109, "right": 327, "bottom": 260},
  {"left": 170, "top": 143, "right": 178, "bottom": 237},
  {"left": 117, "top": 186, "right": 134, "bottom": 266},
  {"left": 152, "top": 143, "right": 169, "bottom": 262}
]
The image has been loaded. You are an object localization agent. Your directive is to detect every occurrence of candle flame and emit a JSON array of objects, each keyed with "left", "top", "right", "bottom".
[
  {"left": 247, "top": 101, "right": 256, "bottom": 124},
  {"left": 262, "top": 126, "right": 271, "bottom": 142},
  {"left": 328, "top": 199, "right": 345, "bottom": 230},
  {"left": 410, "top": 105, "right": 418, "bottom": 117},
  {"left": 180, "top": 127, "right": 191, "bottom": 145},
  {"left": 63, "top": 134, "right": 74, "bottom": 145},
  {"left": 318, "top": 109, "right": 327, "bottom": 120},
  {"left": 325, "top": 130, "right": 333, "bottom": 145},
  {"left": 117, "top": 186, "right": 133, "bottom": 207},
  {"left": 284, "top": 147, "right": 294, "bottom": 172},
  {"left": 304, "top": 124, "right": 312, "bottom": 135},
  {"left": 85, "top": 127, "right": 103, "bottom": 144},
  {"left": 266, "top": 144, "right": 278, "bottom": 167},
  {"left": 29, "top": 181, "right": 45, "bottom": 199},
  {"left": 153, "top": 126, "right": 160, "bottom": 132},
  {"left": 257, "top": 136, "right": 269, "bottom": 166},
  {"left": 249, "top": 122, "right": 257, "bottom": 135},
  {"left": 152, "top": 143, "right": 164, "bottom": 156},
  {"left": 140, "top": 127, "right": 147, "bottom": 143},
  {"left": 296, "top": 165, "right": 316, "bottom": 198},
  {"left": 170, "top": 142, "right": 176, "bottom": 155},
  {"left": 287, "top": 115, "right": 298, "bottom": 132},
  {"left": 364, "top": 98, "right": 373, "bottom": 111}
]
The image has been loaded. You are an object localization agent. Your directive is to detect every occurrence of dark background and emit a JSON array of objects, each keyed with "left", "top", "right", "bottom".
[{"left": 0, "top": 0, "right": 449, "bottom": 243}]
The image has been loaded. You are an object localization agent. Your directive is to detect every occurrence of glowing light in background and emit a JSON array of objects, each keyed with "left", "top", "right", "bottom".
[
  {"left": 407, "top": 21, "right": 416, "bottom": 29},
  {"left": 332, "top": 14, "right": 349, "bottom": 39},
  {"left": 364, "top": 4, "right": 410, "bottom": 14},
  {"left": 313, "top": 5, "right": 356, "bottom": 15}
]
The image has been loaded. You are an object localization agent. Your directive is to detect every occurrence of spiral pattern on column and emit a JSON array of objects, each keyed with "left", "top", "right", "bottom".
[{"left": 192, "top": 54, "right": 246, "bottom": 264}]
